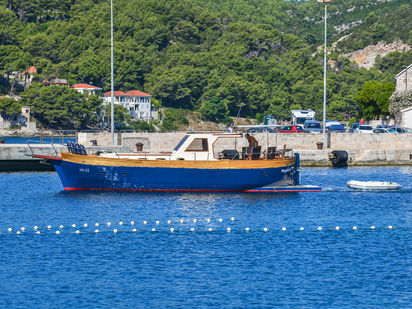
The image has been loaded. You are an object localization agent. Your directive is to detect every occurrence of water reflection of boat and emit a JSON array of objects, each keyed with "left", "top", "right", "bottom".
[{"left": 34, "top": 132, "right": 309, "bottom": 192}]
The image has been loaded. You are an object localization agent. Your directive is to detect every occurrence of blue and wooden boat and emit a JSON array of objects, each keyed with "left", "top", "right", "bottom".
[{"left": 33, "top": 133, "right": 318, "bottom": 192}]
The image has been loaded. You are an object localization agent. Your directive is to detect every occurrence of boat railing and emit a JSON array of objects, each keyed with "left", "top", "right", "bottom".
[{"left": 26, "top": 140, "right": 60, "bottom": 157}]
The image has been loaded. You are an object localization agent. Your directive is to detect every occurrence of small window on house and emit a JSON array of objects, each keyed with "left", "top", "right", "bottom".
[{"left": 185, "top": 138, "right": 208, "bottom": 152}]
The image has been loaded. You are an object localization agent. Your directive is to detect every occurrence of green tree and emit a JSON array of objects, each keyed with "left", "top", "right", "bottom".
[
  {"left": 104, "top": 104, "right": 131, "bottom": 128},
  {"left": 199, "top": 97, "right": 232, "bottom": 125},
  {"left": 0, "top": 97, "right": 22, "bottom": 116},
  {"left": 19, "top": 83, "right": 101, "bottom": 129},
  {"left": 355, "top": 80, "right": 395, "bottom": 120}
]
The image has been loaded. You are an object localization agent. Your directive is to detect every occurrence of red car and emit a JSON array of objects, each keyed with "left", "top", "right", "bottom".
[{"left": 275, "top": 125, "right": 306, "bottom": 133}]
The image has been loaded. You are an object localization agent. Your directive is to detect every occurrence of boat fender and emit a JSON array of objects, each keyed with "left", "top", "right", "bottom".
[{"left": 329, "top": 150, "right": 348, "bottom": 167}]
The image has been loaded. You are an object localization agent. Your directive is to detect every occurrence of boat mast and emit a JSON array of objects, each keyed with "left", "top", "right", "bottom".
[{"left": 110, "top": 0, "right": 115, "bottom": 146}]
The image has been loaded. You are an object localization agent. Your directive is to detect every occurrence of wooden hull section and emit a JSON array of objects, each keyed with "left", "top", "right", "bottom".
[{"left": 43, "top": 153, "right": 300, "bottom": 192}]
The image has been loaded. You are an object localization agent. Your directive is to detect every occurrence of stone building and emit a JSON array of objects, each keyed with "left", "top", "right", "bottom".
[
  {"left": 395, "top": 64, "right": 412, "bottom": 92},
  {"left": 389, "top": 64, "right": 412, "bottom": 127}
]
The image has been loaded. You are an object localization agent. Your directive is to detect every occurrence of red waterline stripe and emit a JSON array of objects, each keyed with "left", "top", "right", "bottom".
[
  {"left": 64, "top": 187, "right": 321, "bottom": 193},
  {"left": 64, "top": 187, "right": 242, "bottom": 192},
  {"left": 246, "top": 189, "right": 322, "bottom": 192}
]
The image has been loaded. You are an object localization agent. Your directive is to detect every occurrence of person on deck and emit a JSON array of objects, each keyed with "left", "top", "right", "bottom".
[{"left": 245, "top": 134, "right": 258, "bottom": 159}]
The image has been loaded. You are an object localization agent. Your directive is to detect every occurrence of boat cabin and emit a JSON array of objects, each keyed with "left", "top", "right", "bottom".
[{"left": 96, "top": 132, "right": 290, "bottom": 161}]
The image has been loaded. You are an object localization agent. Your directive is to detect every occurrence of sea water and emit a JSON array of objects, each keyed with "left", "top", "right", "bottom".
[{"left": 0, "top": 167, "right": 411, "bottom": 308}]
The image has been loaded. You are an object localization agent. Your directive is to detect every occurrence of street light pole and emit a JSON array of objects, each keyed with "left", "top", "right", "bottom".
[
  {"left": 320, "top": 0, "right": 329, "bottom": 146},
  {"left": 110, "top": 0, "right": 115, "bottom": 146}
]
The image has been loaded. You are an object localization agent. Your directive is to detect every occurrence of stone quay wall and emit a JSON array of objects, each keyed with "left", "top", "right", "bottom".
[{"left": 78, "top": 132, "right": 412, "bottom": 152}]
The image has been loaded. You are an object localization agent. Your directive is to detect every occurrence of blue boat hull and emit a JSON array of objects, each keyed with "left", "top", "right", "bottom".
[{"left": 48, "top": 158, "right": 299, "bottom": 192}]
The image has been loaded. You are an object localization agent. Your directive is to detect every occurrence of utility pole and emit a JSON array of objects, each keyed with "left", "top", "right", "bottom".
[
  {"left": 319, "top": 0, "right": 330, "bottom": 146},
  {"left": 110, "top": 0, "right": 115, "bottom": 146}
]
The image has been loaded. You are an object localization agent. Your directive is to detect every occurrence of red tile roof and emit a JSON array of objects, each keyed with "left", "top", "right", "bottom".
[
  {"left": 26, "top": 66, "right": 37, "bottom": 74},
  {"left": 104, "top": 90, "right": 151, "bottom": 97},
  {"left": 72, "top": 83, "right": 100, "bottom": 89},
  {"left": 104, "top": 91, "right": 128, "bottom": 96},
  {"left": 125, "top": 90, "right": 151, "bottom": 97}
]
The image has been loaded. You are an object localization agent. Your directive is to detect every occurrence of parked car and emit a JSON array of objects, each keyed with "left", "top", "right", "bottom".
[
  {"left": 354, "top": 125, "right": 374, "bottom": 134},
  {"left": 373, "top": 128, "right": 398, "bottom": 134},
  {"left": 325, "top": 120, "right": 341, "bottom": 128},
  {"left": 389, "top": 126, "right": 412, "bottom": 133},
  {"left": 349, "top": 123, "right": 360, "bottom": 133},
  {"left": 327, "top": 124, "right": 346, "bottom": 133},
  {"left": 304, "top": 120, "right": 322, "bottom": 133},
  {"left": 276, "top": 125, "right": 306, "bottom": 133},
  {"left": 246, "top": 127, "right": 274, "bottom": 134}
]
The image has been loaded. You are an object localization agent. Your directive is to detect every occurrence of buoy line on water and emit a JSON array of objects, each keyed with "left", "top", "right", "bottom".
[{"left": 0, "top": 220, "right": 397, "bottom": 236}]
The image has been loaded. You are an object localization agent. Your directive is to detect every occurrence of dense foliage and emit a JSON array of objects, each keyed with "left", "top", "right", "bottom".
[
  {"left": 19, "top": 83, "right": 101, "bottom": 129},
  {"left": 0, "top": 0, "right": 411, "bottom": 129}
]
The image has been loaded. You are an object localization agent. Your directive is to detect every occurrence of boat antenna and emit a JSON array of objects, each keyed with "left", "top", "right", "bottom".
[{"left": 110, "top": 0, "right": 115, "bottom": 146}]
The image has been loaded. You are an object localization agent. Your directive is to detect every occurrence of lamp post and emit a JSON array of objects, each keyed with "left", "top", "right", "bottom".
[
  {"left": 319, "top": 0, "right": 330, "bottom": 146},
  {"left": 110, "top": 0, "right": 115, "bottom": 146}
]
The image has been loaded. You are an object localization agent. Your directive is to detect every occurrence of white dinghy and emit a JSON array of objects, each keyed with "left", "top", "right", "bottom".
[{"left": 347, "top": 180, "right": 402, "bottom": 190}]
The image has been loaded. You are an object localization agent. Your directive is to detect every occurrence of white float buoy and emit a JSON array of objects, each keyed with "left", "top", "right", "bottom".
[
  {"left": 190, "top": 227, "right": 195, "bottom": 231},
  {"left": 218, "top": 218, "right": 223, "bottom": 223},
  {"left": 388, "top": 225, "right": 393, "bottom": 229},
  {"left": 7, "top": 228, "right": 12, "bottom": 232},
  {"left": 230, "top": 217, "right": 235, "bottom": 221},
  {"left": 132, "top": 228, "right": 137, "bottom": 232},
  {"left": 353, "top": 226, "right": 358, "bottom": 230},
  {"left": 245, "top": 227, "right": 250, "bottom": 231},
  {"left": 155, "top": 220, "right": 160, "bottom": 225},
  {"left": 47, "top": 225, "right": 51, "bottom": 229},
  {"left": 167, "top": 220, "right": 172, "bottom": 224},
  {"left": 193, "top": 219, "right": 197, "bottom": 223},
  {"left": 119, "top": 221, "right": 123, "bottom": 225},
  {"left": 75, "top": 230, "right": 80, "bottom": 234},
  {"left": 170, "top": 228, "right": 174, "bottom": 232},
  {"left": 34, "top": 226, "right": 38, "bottom": 230},
  {"left": 300, "top": 227, "right": 304, "bottom": 231},
  {"left": 143, "top": 221, "right": 147, "bottom": 225},
  {"left": 180, "top": 219, "right": 184, "bottom": 224},
  {"left": 95, "top": 223, "right": 99, "bottom": 227},
  {"left": 227, "top": 227, "right": 231, "bottom": 232},
  {"left": 263, "top": 227, "right": 268, "bottom": 232},
  {"left": 130, "top": 221, "right": 135, "bottom": 225},
  {"left": 113, "top": 229, "right": 118, "bottom": 233},
  {"left": 56, "top": 231, "right": 60, "bottom": 234},
  {"left": 208, "top": 227, "right": 213, "bottom": 231},
  {"left": 20, "top": 227, "right": 25, "bottom": 232},
  {"left": 72, "top": 224, "right": 76, "bottom": 228},
  {"left": 206, "top": 218, "right": 211, "bottom": 223},
  {"left": 281, "top": 227, "right": 286, "bottom": 231},
  {"left": 151, "top": 228, "right": 156, "bottom": 232},
  {"left": 95, "top": 229, "right": 99, "bottom": 233},
  {"left": 36, "top": 231, "right": 40, "bottom": 234},
  {"left": 83, "top": 223, "right": 88, "bottom": 228},
  {"left": 107, "top": 222, "right": 111, "bottom": 226},
  {"left": 335, "top": 226, "right": 340, "bottom": 230},
  {"left": 370, "top": 225, "right": 375, "bottom": 230},
  {"left": 59, "top": 225, "right": 64, "bottom": 229},
  {"left": 317, "top": 227, "right": 322, "bottom": 231}
]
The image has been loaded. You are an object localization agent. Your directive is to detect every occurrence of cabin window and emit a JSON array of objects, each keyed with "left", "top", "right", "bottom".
[
  {"left": 174, "top": 135, "right": 189, "bottom": 151},
  {"left": 185, "top": 138, "right": 208, "bottom": 152}
]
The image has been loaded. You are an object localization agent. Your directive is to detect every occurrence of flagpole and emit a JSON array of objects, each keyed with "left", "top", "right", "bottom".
[{"left": 110, "top": 0, "right": 115, "bottom": 146}]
